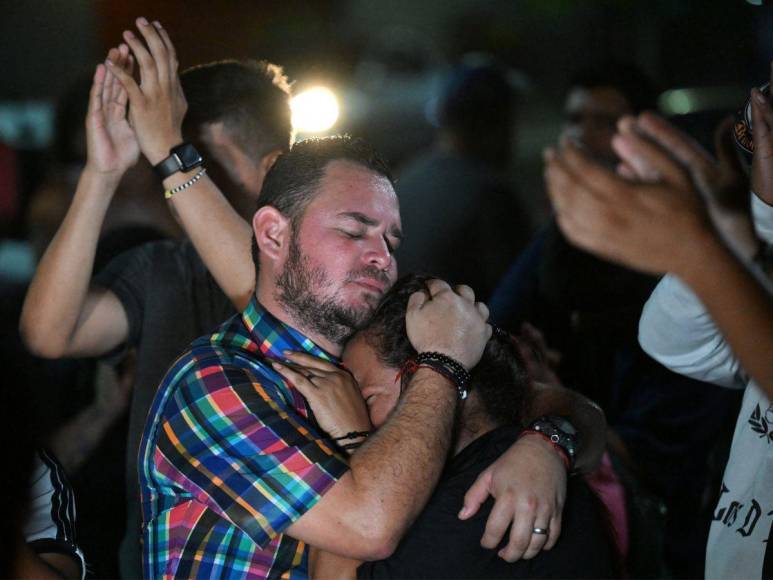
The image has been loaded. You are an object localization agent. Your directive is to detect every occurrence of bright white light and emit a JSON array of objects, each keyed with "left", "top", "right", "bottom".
[{"left": 291, "top": 87, "right": 339, "bottom": 133}]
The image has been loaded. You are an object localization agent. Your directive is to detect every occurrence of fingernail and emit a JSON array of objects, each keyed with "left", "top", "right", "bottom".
[
  {"left": 123, "top": 30, "right": 134, "bottom": 39},
  {"left": 153, "top": 20, "right": 162, "bottom": 28},
  {"left": 458, "top": 507, "right": 469, "bottom": 518},
  {"left": 105, "top": 59, "right": 114, "bottom": 66},
  {"left": 138, "top": 16, "right": 148, "bottom": 26}
]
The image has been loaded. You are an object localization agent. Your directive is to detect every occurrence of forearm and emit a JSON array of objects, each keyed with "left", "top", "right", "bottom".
[
  {"left": 165, "top": 171, "right": 255, "bottom": 310},
  {"left": 310, "top": 547, "right": 359, "bottom": 580},
  {"left": 20, "top": 169, "right": 118, "bottom": 356},
  {"left": 679, "top": 234, "right": 773, "bottom": 395},
  {"left": 290, "top": 369, "right": 459, "bottom": 558},
  {"left": 347, "top": 369, "right": 457, "bottom": 545},
  {"left": 49, "top": 401, "right": 122, "bottom": 473},
  {"left": 527, "top": 382, "right": 606, "bottom": 473}
]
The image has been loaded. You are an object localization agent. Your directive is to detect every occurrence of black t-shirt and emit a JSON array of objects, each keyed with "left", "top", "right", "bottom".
[
  {"left": 93, "top": 238, "right": 235, "bottom": 577},
  {"left": 358, "top": 426, "right": 618, "bottom": 579}
]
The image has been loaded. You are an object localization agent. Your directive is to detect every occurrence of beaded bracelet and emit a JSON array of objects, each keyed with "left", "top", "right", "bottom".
[
  {"left": 164, "top": 167, "right": 207, "bottom": 199},
  {"left": 400, "top": 351, "right": 471, "bottom": 400},
  {"left": 333, "top": 430, "right": 371, "bottom": 442}
]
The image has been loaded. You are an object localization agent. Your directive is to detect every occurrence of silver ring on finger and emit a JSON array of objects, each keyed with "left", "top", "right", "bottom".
[{"left": 531, "top": 527, "right": 549, "bottom": 535}]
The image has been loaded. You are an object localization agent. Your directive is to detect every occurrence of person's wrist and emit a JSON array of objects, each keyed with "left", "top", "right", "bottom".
[
  {"left": 401, "top": 352, "right": 472, "bottom": 399},
  {"left": 82, "top": 163, "right": 124, "bottom": 185},
  {"left": 676, "top": 225, "right": 727, "bottom": 285},
  {"left": 518, "top": 432, "right": 571, "bottom": 470},
  {"left": 144, "top": 133, "right": 184, "bottom": 166}
]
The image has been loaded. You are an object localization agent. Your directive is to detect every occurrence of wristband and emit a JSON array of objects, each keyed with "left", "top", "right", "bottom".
[
  {"left": 399, "top": 352, "right": 471, "bottom": 400},
  {"left": 520, "top": 415, "right": 578, "bottom": 471},
  {"left": 518, "top": 430, "right": 571, "bottom": 470},
  {"left": 164, "top": 167, "right": 207, "bottom": 200},
  {"left": 333, "top": 430, "right": 371, "bottom": 441}
]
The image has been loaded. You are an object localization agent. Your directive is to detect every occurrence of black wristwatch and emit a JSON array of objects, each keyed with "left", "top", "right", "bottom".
[
  {"left": 153, "top": 143, "right": 203, "bottom": 180},
  {"left": 526, "top": 415, "right": 579, "bottom": 470}
]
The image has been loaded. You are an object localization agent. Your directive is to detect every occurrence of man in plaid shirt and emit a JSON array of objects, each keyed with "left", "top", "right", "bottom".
[
  {"left": 83, "top": 19, "right": 602, "bottom": 578},
  {"left": 136, "top": 134, "right": 492, "bottom": 577}
]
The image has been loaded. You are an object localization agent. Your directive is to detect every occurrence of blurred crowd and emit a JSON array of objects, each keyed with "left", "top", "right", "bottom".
[{"left": 1, "top": 12, "right": 772, "bottom": 580}]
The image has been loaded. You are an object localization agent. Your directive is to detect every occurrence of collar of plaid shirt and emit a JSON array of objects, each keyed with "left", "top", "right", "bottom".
[{"left": 234, "top": 296, "right": 341, "bottom": 365}]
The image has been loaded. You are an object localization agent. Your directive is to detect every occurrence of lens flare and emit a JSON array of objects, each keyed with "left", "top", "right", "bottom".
[{"left": 291, "top": 86, "right": 339, "bottom": 133}]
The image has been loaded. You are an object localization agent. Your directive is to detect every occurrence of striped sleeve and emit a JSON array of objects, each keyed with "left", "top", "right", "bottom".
[
  {"left": 24, "top": 449, "right": 86, "bottom": 579},
  {"left": 155, "top": 361, "right": 349, "bottom": 548}
]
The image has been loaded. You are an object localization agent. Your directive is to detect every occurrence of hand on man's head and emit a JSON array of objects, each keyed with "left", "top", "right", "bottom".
[{"left": 405, "top": 279, "right": 491, "bottom": 371}]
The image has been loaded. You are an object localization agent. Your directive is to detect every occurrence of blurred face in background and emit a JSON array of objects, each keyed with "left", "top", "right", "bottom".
[{"left": 562, "top": 86, "right": 633, "bottom": 167}]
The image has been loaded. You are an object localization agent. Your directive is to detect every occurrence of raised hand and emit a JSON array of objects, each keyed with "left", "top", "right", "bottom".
[
  {"left": 615, "top": 113, "right": 757, "bottom": 258},
  {"left": 85, "top": 44, "right": 139, "bottom": 178},
  {"left": 405, "top": 280, "right": 492, "bottom": 370},
  {"left": 106, "top": 17, "right": 187, "bottom": 165},
  {"left": 271, "top": 351, "right": 372, "bottom": 444},
  {"left": 544, "top": 127, "right": 715, "bottom": 276}
]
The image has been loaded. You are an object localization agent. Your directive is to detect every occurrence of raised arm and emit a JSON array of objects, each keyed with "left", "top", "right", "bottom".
[
  {"left": 543, "top": 113, "right": 773, "bottom": 396},
  {"left": 20, "top": 46, "right": 137, "bottom": 358},
  {"left": 108, "top": 18, "right": 255, "bottom": 310}
]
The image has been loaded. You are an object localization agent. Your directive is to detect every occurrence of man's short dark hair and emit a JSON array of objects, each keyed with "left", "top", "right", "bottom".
[
  {"left": 569, "top": 61, "right": 659, "bottom": 114},
  {"left": 180, "top": 59, "right": 293, "bottom": 159},
  {"left": 362, "top": 273, "right": 531, "bottom": 427},
  {"left": 251, "top": 135, "right": 394, "bottom": 269}
]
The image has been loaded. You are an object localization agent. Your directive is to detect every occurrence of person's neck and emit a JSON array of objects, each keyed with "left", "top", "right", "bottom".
[
  {"left": 453, "top": 395, "right": 499, "bottom": 455},
  {"left": 255, "top": 288, "right": 344, "bottom": 357}
]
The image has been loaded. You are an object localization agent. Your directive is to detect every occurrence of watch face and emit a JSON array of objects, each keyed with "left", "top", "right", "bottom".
[{"left": 173, "top": 144, "right": 203, "bottom": 170}]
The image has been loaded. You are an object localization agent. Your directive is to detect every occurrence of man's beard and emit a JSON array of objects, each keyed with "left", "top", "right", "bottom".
[{"left": 275, "top": 235, "right": 390, "bottom": 346}]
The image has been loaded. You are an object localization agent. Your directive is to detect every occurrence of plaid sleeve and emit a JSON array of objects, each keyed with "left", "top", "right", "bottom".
[{"left": 155, "top": 360, "right": 349, "bottom": 548}]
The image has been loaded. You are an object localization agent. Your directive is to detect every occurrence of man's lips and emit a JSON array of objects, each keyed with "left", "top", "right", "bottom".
[{"left": 353, "top": 278, "right": 387, "bottom": 294}]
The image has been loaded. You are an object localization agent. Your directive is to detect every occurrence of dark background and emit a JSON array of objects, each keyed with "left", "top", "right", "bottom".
[{"left": 2, "top": 0, "right": 772, "bottom": 227}]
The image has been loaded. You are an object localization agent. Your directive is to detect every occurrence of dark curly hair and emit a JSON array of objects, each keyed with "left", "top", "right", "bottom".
[{"left": 362, "top": 273, "right": 531, "bottom": 427}]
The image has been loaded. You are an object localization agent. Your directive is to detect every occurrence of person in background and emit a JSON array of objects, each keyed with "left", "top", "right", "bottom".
[
  {"left": 395, "top": 59, "right": 530, "bottom": 301},
  {"left": 544, "top": 86, "right": 773, "bottom": 577},
  {"left": 20, "top": 23, "right": 293, "bottom": 577}
]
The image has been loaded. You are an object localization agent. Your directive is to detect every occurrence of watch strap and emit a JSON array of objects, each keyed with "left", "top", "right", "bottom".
[
  {"left": 521, "top": 415, "right": 579, "bottom": 471},
  {"left": 153, "top": 143, "right": 203, "bottom": 180},
  {"left": 154, "top": 152, "right": 184, "bottom": 180}
]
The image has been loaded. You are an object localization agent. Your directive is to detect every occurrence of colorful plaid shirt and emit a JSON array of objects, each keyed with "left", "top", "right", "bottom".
[{"left": 139, "top": 298, "right": 349, "bottom": 579}]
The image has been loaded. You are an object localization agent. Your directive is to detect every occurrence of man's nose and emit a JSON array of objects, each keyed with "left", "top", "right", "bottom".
[{"left": 364, "top": 236, "right": 391, "bottom": 270}]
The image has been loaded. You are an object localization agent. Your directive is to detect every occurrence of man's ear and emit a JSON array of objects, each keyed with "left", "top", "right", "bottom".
[{"left": 252, "top": 206, "right": 290, "bottom": 262}]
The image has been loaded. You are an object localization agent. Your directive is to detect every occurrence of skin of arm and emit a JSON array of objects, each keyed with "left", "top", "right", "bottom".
[
  {"left": 50, "top": 356, "right": 134, "bottom": 473},
  {"left": 108, "top": 18, "right": 255, "bottom": 311},
  {"left": 283, "top": 280, "right": 491, "bottom": 560},
  {"left": 676, "top": 234, "right": 773, "bottom": 394},
  {"left": 544, "top": 113, "right": 773, "bottom": 396},
  {"left": 287, "top": 368, "right": 459, "bottom": 560},
  {"left": 20, "top": 47, "right": 137, "bottom": 358},
  {"left": 15, "top": 542, "right": 82, "bottom": 579},
  {"left": 457, "top": 381, "right": 605, "bottom": 562}
]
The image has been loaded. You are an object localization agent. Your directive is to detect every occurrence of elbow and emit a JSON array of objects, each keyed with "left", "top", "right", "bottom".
[
  {"left": 354, "top": 529, "right": 400, "bottom": 561},
  {"left": 346, "top": 507, "right": 402, "bottom": 560},
  {"left": 19, "top": 317, "right": 67, "bottom": 359}
]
